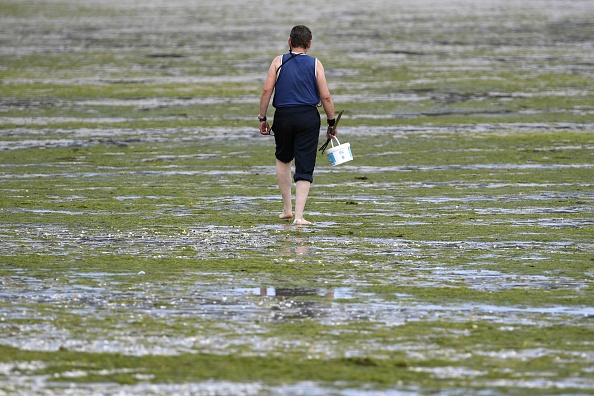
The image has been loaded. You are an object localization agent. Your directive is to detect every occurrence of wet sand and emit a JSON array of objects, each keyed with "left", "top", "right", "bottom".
[{"left": 1, "top": 0, "right": 593, "bottom": 394}]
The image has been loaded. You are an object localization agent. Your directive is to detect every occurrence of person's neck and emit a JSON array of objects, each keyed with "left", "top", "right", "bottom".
[{"left": 290, "top": 47, "right": 307, "bottom": 55}]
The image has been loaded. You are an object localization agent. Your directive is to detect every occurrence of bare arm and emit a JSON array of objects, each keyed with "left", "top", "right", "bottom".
[
  {"left": 258, "top": 56, "right": 281, "bottom": 134},
  {"left": 316, "top": 59, "right": 337, "bottom": 137}
]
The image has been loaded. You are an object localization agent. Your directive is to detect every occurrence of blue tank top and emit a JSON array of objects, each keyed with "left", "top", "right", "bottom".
[{"left": 273, "top": 53, "right": 319, "bottom": 108}]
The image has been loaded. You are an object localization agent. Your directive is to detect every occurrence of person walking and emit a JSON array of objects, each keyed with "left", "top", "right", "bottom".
[{"left": 258, "top": 25, "right": 337, "bottom": 225}]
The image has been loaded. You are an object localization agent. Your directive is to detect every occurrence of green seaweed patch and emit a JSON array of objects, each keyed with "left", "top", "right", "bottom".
[
  {"left": 0, "top": 344, "right": 417, "bottom": 388},
  {"left": 1, "top": 318, "right": 592, "bottom": 390},
  {"left": 362, "top": 284, "right": 594, "bottom": 307}
]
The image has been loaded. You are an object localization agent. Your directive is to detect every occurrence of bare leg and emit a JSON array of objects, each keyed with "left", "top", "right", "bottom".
[
  {"left": 276, "top": 159, "right": 293, "bottom": 219},
  {"left": 293, "top": 180, "right": 312, "bottom": 225}
]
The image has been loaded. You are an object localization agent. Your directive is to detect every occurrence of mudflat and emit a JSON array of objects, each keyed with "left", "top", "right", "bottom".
[{"left": 1, "top": 0, "right": 593, "bottom": 394}]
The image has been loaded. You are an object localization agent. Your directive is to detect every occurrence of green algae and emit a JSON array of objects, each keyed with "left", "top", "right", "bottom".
[
  {"left": 1, "top": 0, "right": 594, "bottom": 394},
  {"left": 0, "top": 344, "right": 416, "bottom": 388},
  {"left": 1, "top": 319, "right": 592, "bottom": 390},
  {"left": 1, "top": 123, "right": 592, "bottom": 393}
]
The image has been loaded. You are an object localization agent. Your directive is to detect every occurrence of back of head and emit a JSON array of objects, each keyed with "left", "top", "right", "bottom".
[{"left": 290, "top": 25, "right": 312, "bottom": 49}]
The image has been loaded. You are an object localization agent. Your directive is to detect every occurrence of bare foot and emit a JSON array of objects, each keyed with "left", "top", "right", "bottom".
[
  {"left": 279, "top": 212, "right": 293, "bottom": 220},
  {"left": 292, "top": 218, "right": 312, "bottom": 226}
]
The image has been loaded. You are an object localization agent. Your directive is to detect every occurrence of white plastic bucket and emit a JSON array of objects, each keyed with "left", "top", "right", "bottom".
[{"left": 326, "top": 138, "right": 353, "bottom": 166}]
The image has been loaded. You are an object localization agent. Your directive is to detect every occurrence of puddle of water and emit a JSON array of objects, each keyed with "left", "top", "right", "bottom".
[
  {"left": 331, "top": 164, "right": 594, "bottom": 174},
  {"left": 1, "top": 123, "right": 592, "bottom": 151},
  {"left": 0, "top": 374, "right": 428, "bottom": 396},
  {"left": 1, "top": 0, "right": 593, "bottom": 393}
]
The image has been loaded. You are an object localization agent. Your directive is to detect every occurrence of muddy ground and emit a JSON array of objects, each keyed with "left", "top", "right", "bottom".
[{"left": 0, "top": 0, "right": 593, "bottom": 395}]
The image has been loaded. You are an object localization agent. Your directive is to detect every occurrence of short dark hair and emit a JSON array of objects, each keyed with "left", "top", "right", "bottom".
[{"left": 290, "top": 25, "right": 312, "bottom": 49}]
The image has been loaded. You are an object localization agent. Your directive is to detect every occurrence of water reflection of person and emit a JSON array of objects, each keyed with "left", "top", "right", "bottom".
[
  {"left": 259, "top": 287, "right": 334, "bottom": 299},
  {"left": 258, "top": 25, "right": 337, "bottom": 226}
]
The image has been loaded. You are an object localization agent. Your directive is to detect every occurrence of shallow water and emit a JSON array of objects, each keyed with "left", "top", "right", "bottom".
[{"left": 1, "top": 0, "right": 594, "bottom": 394}]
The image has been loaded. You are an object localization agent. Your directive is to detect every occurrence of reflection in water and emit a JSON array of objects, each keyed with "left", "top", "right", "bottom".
[
  {"left": 293, "top": 244, "right": 309, "bottom": 255},
  {"left": 239, "top": 287, "right": 353, "bottom": 300},
  {"left": 252, "top": 287, "right": 337, "bottom": 320},
  {"left": 279, "top": 234, "right": 310, "bottom": 255},
  {"left": 258, "top": 287, "right": 335, "bottom": 299}
]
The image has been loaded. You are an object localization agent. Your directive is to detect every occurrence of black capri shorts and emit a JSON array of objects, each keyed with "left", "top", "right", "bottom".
[{"left": 272, "top": 105, "right": 321, "bottom": 183}]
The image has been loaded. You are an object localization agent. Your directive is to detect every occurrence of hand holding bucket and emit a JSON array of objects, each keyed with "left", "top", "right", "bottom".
[{"left": 318, "top": 110, "right": 353, "bottom": 166}]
